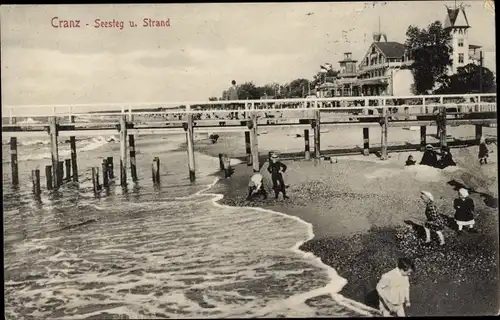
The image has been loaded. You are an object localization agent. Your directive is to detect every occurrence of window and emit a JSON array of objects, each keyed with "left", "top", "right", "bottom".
[
  {"left": 458, "top": 53, "right": 464, "bottom": 63},
  {"left": 458, "top": 38, "right": 464, "bottom": 47}
]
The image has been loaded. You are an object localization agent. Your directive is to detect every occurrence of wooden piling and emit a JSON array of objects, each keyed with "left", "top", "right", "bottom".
[
  {"left": 129, "top": 134, "right": 138, "bottom": 182},
  {"left": 313, "top": 109, "right": 321, "bottom": 158},
  {"left": 363, "top": 128, "right": 369, "bottom": 156},
  {"left": 380, "top": 105, "right": 388, "bottom": 160},
  {"left": 92, "top": 167, "right": 100, "bottom": 194},
  {"left": 250, "top": 111, "right": 259, "bottom": 172},
  {"left": 475, "top": 125, "right": 483, "bottom": 142},
  {"left": 186, "top": 109, "right": 196, "bottom": 182},
  {"left": 439, "top": 106, "right": 447, "bottom": 149},
  {"left": 10, "top": 137, "right": 19, "bottom": 186},
  {"left": 218, "top": 153, "right": 224, "bottom": 171},
  {"left": 45, "top": 165, "right": 53, "bottom": 190},
  {"left": 49, "top": 117, "right": 59, "bottom": 188},
  {"left": 245, "top": 131, "right": 252, "bottom": 166},
  {"left": 70, "top": 116, "right": 78, "bottom": 182},
  {"left": 57, "top": 161, "right": 64, "bottom": 187},
  {"left": 304, "top": 129, "right": 311, "bottom": 160},
  {"left": 32, "top": 169, "right": 41, "bottom": 198},
  {"left": 119, "top": 116, "right": 128, "bottom": 186},
  {"left": 64, "top": 159, "right": 71, "bottom": 181},
  {"left": 102, "top": 159, "right": 109, "bottom": 188},
  {"left": 107, "top": 156, "right": 114, "bottom": 179},
  {"left": 420, "top": 126, "right": 427, "bottom": 151},
  {"left": 152, "top": 157, "right": 160, "bottom": 185}
]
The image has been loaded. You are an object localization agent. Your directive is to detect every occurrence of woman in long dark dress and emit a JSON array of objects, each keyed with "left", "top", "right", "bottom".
[
  {"left": 436, "top": 146, "right": 456, "bottom": 169},
  {"left": 478, "top": 136, "right": 489, "bottom": 164},
  {"left": 454, "top": 188, "right": 477, "bottom": 233}
]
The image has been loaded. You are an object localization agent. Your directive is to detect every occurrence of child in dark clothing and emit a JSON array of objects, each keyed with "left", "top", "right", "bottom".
[
  {"left": 405, "top": 155, "right": 416, "bottom": 166},
  {"left": 420, "top": 145, "right": 438, "bottom": 167},
  {"left": 267, "top": 153, "right": 289, "bottom": 200},
  {"left": 478, "top": 136, "right": 489, "bottom": 164},
  {"left": 436, "top": 146, "right": 456, "bottom": 169},
  {"left": 454, "top": 188, "right": 477, "bottom": 233}
]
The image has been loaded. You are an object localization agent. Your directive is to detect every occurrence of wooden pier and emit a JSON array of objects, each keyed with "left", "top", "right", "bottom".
[{"left": 2, "top": 93, "right": 496, "bottom": 196}]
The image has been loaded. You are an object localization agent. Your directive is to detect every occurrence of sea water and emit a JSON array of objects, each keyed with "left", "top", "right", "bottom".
[{"left": 3, "top": 133, "right": 374, "bottom": 319}]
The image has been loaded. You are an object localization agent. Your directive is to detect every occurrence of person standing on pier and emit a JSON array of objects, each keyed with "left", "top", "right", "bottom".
[
  {"left": 227, "top": 80, "right": 239, "bottom": 120},
  {"left": 267, "top": 153, "right": 289, "bottom": 200},
  {"left": 454, "top": 188, "right": 477, "bottom": 234}
]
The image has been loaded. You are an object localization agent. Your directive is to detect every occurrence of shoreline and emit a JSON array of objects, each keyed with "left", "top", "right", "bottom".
[{"left": 195, "top": 132, "right": 499, "bottom": 316}]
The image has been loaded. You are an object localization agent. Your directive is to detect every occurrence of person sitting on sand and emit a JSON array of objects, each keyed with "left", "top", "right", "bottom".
[
  {"left": 420, "top": 191, "right": 446, "bottom": 246},
  {"left": 454, "top": 188, "right": 477, "bottom": 234},
  {"left": 420, "top": 144, "right": 438, "bottom": 167},
  {"left": 376, "top": 257, "right": 414, "bottom": 317},
  {"left": 267, "top": 153, "right": 289, "bottom": 200},
  {"left": 436, "top": 146, "right": 456, "bottom": 169},
  {"left": 405, "top": 155, "right": 416, "bottom": 166},
  {"left": 478, "top": 136, "right": 489, "bottom": 164},
  {"left": 246, "top": 173, "right": 267, "bottom": 201}
]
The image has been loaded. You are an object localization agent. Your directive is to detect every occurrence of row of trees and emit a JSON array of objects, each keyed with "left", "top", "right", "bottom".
[{"left": 209, "top": 20, "right": 495, "bottom": 101}]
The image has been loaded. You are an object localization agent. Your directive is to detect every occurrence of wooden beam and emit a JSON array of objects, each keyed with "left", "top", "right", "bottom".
[
  {"left": 49, "top": 117, "right": 59, "bottom": 188},
  {"left": 250, "top": 110, "right": 259, "bottom": 172},
  {"left": 186, "top": 108, "right": 196, "bottom": 182},
  {"left": 119, "top": 115, "right": 128, "bottom": 186}
]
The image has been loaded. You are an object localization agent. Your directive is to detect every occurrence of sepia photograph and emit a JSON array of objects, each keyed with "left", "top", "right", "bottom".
[{"left": 2, "top": 1, "right": 498, "bottom": 318}]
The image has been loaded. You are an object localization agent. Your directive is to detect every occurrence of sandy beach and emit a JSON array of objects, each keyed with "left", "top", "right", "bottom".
[{"left": 191, "top": 126, "right": 499, "bottom": 316}]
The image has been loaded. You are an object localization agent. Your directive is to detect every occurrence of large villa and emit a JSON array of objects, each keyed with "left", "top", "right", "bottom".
[{"left": 316, "top": 4, "right": 484, "bottom": 98}]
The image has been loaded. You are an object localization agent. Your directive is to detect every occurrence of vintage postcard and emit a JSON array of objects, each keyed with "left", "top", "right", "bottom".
[{"left": 2, "top": 2, "right": 498, "bottom": 318}]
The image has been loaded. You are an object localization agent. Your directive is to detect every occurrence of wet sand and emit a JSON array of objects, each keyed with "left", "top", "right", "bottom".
[{"left": 195, "top": 131, "right": 499, "bottom": 317}]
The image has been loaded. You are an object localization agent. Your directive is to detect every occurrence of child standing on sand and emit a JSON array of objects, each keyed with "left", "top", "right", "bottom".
[
  {"left": 478, "top": 136, "right": 489, "bottom": 164},
  {"left": 376, "top": 258, "right": 414, "bottom": 317}
]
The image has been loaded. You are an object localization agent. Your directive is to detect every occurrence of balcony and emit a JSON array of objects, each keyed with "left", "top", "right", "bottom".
[{"left": 358, "top": 60, "right": 413, "bottom": 74}]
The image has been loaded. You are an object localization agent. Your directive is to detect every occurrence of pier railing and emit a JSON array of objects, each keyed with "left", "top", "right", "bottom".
[{"left": 2, "top": 93, "right": 496, "bottom": 124}]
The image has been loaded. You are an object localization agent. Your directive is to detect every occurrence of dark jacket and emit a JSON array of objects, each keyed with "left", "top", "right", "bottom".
[
  {"left": 420, "top": 150, "right": 438, "bottom": 167},
  {"left": 437, "top": 152, "right": 456, "bottom": 169},
  {"left": 454, "top": 197, "right": 475, "bottom": 222},
  {"left": 268, "top": 161, "right": 287, "bottom": 176},
  {"left": 479, "top": 142, "right": 489, "bottom": 158}
]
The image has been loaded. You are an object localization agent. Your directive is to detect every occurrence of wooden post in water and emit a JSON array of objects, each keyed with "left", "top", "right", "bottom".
[
  {"left": 57, "top": 161, "right": 64, "bottom": 187},
  {"left": 70, "top": 116, "right": 78, "bottom": 182},
  {"left": 129, "top": 134, "right": 138, "bottom": 182},
  {"left": 152, "top": 157, "right": 160, "bottom": 185},
  {"left": 49, "top": 117, "right": 59, "bottom": 188},
  {"left": 313, "top": 108, "right": 321, "bottom": 158},
  {"left": 92, "top": 167, "right": 99, "bottom": 194},
  {"left": 107, "top": 156, "right": 114, "bottom": 179},
  {"left": 32, "top": 169, "right": 41, "bottom": 198},
  {"left": 10, "top": 137, "right": 19, "bottom": 186},
  {"left": 245, "top": 131, "right": 252, "bottom": 166},
  {"left": 363, "top": 128, "right": 369, "bottom": 156},
  {"left": 250, "top": 108, "right": 259, "bottom": 172},
  {"left": 102, "top": 159, "right": 109, "bottom": 188},
  {"left": 119, "top": 115, "right": 128, "bottom": 186},
  {"left": 475, "top": 125, "right": 483, "bottom": 142},
  {"left": 218, "top": 153, "right": 224, "bottom": 171},
  {"left": 420, "top": 126, "right": 427, "bottom": 151},
  {"left": 65, "top": 159, "right": 71, "bottom": 181},
  {"left": 185, "top": 106, "right": 196, "bottom": 182},
  {"left": 45, "top": 165, "right": 53, "bottom": 190},
  {"left": 380, "top": 103, "right": 388, "bottom": 160},
  {"left": 304, "top": 129, "right": 310, "bottom": 160}
]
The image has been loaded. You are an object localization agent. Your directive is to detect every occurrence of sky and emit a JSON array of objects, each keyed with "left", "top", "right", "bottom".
[{"left": 1, "top": 1, "right": 496, "bottom": 110}]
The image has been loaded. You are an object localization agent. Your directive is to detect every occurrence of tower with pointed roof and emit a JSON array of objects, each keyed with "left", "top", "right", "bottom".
[{"left": 444, "top": 2, "right": 470, "bottom": 74}]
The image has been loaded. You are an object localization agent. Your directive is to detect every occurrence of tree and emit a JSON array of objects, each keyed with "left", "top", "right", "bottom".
[
  {"left": 237, "top": 82, "right": 261, "bottom": 100},
  {"left": 434, "top": 63, "right": 496, "bottom": 94},
  {"left": 405, "top": 21, "right": 452, "bottom": 95},
  {"left": 310, "top": 69, "right": 338, "bottom": 90}
]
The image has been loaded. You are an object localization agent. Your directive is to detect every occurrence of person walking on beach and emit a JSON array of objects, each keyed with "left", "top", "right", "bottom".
[
  {"left": 246, "top": 173, "right": 267, "bottom": 201},
  {"left": 267, "top": 153, "right": 289, "bottom": 200},
  {"left": 227, "top": 80, "right": 239, "bottom": 120},
  {"left": 454, "top": 188, "right": 477, "bottom": 234},
  {"left": 478, "top": 136, "right": 489, "bottom": 164},
  {"left": 420, "top": 191, "right": 446, "bottom": 246},
  {"left": 376, "top": 257, "right": 414, "bottom": 317}
]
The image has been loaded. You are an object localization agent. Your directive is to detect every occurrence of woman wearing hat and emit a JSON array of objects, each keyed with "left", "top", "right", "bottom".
[
  {"left": 420, "top": 191, "right": 446, "bottom": 246},
  {"left": 420, "top": 144, "right": 438, "bottom": 167},
  {"left": 267, "top": 153, "right": 289, "bottom": 200},
  {"left": 454, "top": 188, "right": 477, "bottom": 233}
]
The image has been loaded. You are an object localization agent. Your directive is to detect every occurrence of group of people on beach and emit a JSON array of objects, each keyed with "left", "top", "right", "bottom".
[{"left": 246, "top": 153, "right": 289, "bottom": 201}]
